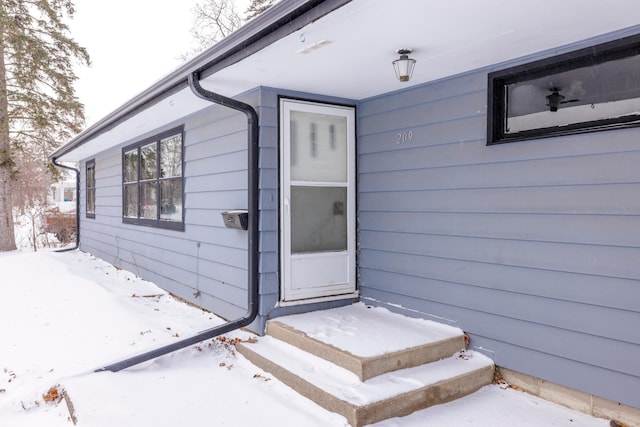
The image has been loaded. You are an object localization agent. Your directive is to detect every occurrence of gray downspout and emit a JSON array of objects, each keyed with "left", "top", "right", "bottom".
[
  {"left": 96, "top": 71, "right": 260, "bottom": 372},
  {"left": 51, "top": 157, "right": 80, "bottom": 252}
]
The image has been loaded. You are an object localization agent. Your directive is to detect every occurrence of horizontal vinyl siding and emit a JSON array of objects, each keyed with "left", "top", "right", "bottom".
[
  {"left": 79, "top": 86, "right": 359, "bottom": 334},
  {"left": 80, "top": 91, "right": 259, "bottom": 323},
  {"left": 357, "top": 70, "right": 640, "bottom": 408},
  {"left": 257, "top": 118, "right": 279, "bottom": 322}
]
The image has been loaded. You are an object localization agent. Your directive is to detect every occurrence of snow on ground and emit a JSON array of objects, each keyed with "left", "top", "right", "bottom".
[{"left": 0, "top": 250, "right": 610, "bottom": 427}]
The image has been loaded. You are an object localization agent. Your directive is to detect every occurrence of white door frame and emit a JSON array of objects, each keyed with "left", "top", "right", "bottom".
[{"left": 279, "top": 99, "right": 357, "bottom": 304}]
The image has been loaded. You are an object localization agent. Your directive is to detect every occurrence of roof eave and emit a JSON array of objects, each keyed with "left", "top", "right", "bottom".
[{"left": 51, "top": 0, "right": 352, "bottom": 161}]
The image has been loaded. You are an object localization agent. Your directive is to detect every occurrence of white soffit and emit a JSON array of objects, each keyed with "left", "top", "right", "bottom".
[
  {"left": 204, "top": 0, "right": 640, "bottom": 100},
  {"left": 59, "top": 0, "right": 640, "bottom": 161}
]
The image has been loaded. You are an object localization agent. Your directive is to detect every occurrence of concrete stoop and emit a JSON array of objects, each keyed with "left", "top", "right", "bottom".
[{"left": 237, "top": 304, "right": 495, "bottom": 427}]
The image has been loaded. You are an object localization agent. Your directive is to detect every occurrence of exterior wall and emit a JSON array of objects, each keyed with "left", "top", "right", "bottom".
[
  {"left": 78, "top": 86, "right": 357, "bottom": 334},
  {"left": 356, "top": 38, "right": 640, "bottom": 408},
  {"left": 80, "top": 90, "right": 259, "bottom": 325},
  {"left": 254, "top": 87, "right": 359, "bottom": 331}
]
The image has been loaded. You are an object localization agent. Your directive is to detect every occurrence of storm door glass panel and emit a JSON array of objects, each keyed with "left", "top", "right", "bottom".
[
  {"left": 291, "top": 187, "right": 347, "bottom": 253},
  {"left": 290, "top": 111, "right": 347, "bottom": 182}
]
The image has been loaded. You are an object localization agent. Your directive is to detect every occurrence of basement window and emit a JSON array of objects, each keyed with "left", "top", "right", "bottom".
[
  {"left": 122, "top": 126, "right": 184, "bottom": 231},
  {"left": 488, "top": 34, "right": 640, "bottom": 144}
]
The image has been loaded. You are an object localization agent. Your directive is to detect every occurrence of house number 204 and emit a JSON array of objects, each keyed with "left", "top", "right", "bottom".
[{"left": 396, "top": 131, "right": 413, "bottom": 145}]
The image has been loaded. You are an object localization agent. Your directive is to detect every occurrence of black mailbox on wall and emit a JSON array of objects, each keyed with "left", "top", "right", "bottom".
[{"left": 221, "top": 210, "right": 249, "bottom": 230}]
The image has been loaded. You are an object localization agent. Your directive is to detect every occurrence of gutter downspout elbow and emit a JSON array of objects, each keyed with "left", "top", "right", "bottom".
[
  {"left": 51, "top": 157, "right": 80, "bottom": 252},
  {"left": 95, "top": 72, "right": 260, "bottom": 372}
]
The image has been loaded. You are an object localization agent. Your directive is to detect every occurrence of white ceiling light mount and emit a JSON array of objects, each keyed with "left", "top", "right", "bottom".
[
  {"left": 297, "top": 39, "right": 332, "bottom": 54},
  {"left": 393, "top": 48, "right": 416, "bottom": 82}
]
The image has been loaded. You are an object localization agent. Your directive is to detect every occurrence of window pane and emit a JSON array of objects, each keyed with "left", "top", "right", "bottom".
[
  {"left": 160, "top": 134, "right": 182, "bottom": 178},
  {"left": 506, "top": 54, "right": 640, "bottom": 134},
  {"left": 121, "top": 127, "right": 184, "bottom": 229},
  {"left": 123, "top": 184, "right": 138, "bottom": 218},
  {"left": 490, "top": 37, "right": 640, "bottom": 143},
  {"left": 140, "top": 143, "right": 157, "bottom": 180},
  {"left": 87, "top": 164, "right": 95, "bottom": 188},
  {"left": 290, "top": 111, "right": 347, "bottom": 182},
  {"left": 63, "top": 187, "right": 74, "bottom": 201},
  {"left": 160, "top": 179, "right": 182, "bottom": 221},
  {"left": 124, "top": 150, "right": 138, "bottom": 183},
  {"left": 290, "top": 186, "right": 347, "bottom": 253},
  {"left": 140, "top": 182, "right": 157, "bottom": 219},
  {"left": 87, "top": 189, "right": 95, "bottom": 214},
  {"left": 87, "top": 162, "right": 95, "bottom": 216}
]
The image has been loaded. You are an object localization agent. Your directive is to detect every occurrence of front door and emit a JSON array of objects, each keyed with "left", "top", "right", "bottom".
[{"left": 280, "top": 99, "right": 356, "bottom": 302}]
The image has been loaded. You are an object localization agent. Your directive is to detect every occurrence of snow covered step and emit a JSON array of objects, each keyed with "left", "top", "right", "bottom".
[
  {"left": 266, "top": 303, "right": 466, "bottom": 380},
  {"left": 237, "top": 335, "right": 494, "bottom": 427}
]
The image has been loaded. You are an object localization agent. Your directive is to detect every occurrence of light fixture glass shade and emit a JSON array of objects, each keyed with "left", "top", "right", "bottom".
[
  {"left": 393, "top": 50, "right": 416, "bottom": 82},
  {"left": 546, "top": 90, "right": 565, "bottom": 112}
]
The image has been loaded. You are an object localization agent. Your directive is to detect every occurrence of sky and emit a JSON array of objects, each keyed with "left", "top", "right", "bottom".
[{"left": 68, "top": 0, "right": 249, "bottom": 126}]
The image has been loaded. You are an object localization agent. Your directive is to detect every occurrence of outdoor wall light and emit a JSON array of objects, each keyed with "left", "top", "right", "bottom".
[
  {"left": 393, "top": 49, "right": 416, "bottom": 82},
  {"left": 546, "top": 88, "right": 565, "bottom": 112}
]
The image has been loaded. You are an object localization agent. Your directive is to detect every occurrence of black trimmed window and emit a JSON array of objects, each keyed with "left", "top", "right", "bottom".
[
  {"left": 122, "top": 126, "right": 184, "bottom": 231},
  {"left": 488, "top": 34, "right": 640, "bottom": 144},
  {"left": 86, "top": 159, "right": 96, "bottom": 218}
]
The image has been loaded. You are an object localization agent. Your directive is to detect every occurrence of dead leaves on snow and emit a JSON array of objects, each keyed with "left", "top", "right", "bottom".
[
  {"left": 457, "top": 350, "right": 471, "bottom": 360},
  {"left": 42, "top": 385, "right": 62, "bottom": 404},
  {"left": 1, "top": 368, "right": 17, "bottom": 393},
  {"left": 492, "top": 369, "right": 525, "bottom": 392},
  {"left": 131, "top": 293, "right": 165, "bottom": 299},
  {"left": 3, "top": 368, "right": 16, "bottom": 382},
  {"left": 192, "top": 335, "right": 268, "bottom": 382},
  {"left": 219, "top": 362, "right": 234, "bottom": 370},
  {"left": 193, "top": 335, "right": 255, "bottom": 357},
  {"left": 41, "top": 385, "right": 78, "bottom": 425},
  {"left": 253, "top": 373, "right": 271, "bottom": 382}
]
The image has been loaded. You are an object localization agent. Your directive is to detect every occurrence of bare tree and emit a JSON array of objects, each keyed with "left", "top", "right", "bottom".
[
  {"left": 182, "top": 0, "right": 278, "bottom": 60},
  {"left": 11, "top": 147, "right": 51, "bottom": 251},
  {"left": 181, "top": 0, "right": 242, "bottom": 60},
  {"left": 245, "top": 0, "right": 276, "bottom": 20}
]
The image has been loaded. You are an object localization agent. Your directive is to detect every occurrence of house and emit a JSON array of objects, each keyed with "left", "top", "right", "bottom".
[
  {"left": 51, "top": 0, "right": 640, "bottom": 418},
  {"left": 48, "top": 178, "right": 77, "bottom": 212}
]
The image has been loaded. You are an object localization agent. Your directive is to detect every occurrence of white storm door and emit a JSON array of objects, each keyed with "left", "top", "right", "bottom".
[{"left": 280, "top": 99, "right": 356, "bottom": 302}]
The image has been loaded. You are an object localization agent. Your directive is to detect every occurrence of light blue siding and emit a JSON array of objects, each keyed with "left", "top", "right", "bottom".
[
  {"left": 78, "top": 87, "right": 357, "bottom": 334},
  {"left": 357, "top": 64, "right": 640, "bottom": 407},
  {"left": 75, "top": 40, "right": 640, "bottom": 410},
  {"left": 80, "top": 91, "right": 258, "bottom": 324}
]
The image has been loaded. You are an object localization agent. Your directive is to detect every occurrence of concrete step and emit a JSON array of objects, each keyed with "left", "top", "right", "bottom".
[
  {"left": 266, "top": 303, "right": 466, "bottom": 381},
  {"left": 236, "top": 304, "right": 495, "bottom": 426},
  {"left": 237, "top": 335, "right": 494, "bottom": 427}
]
